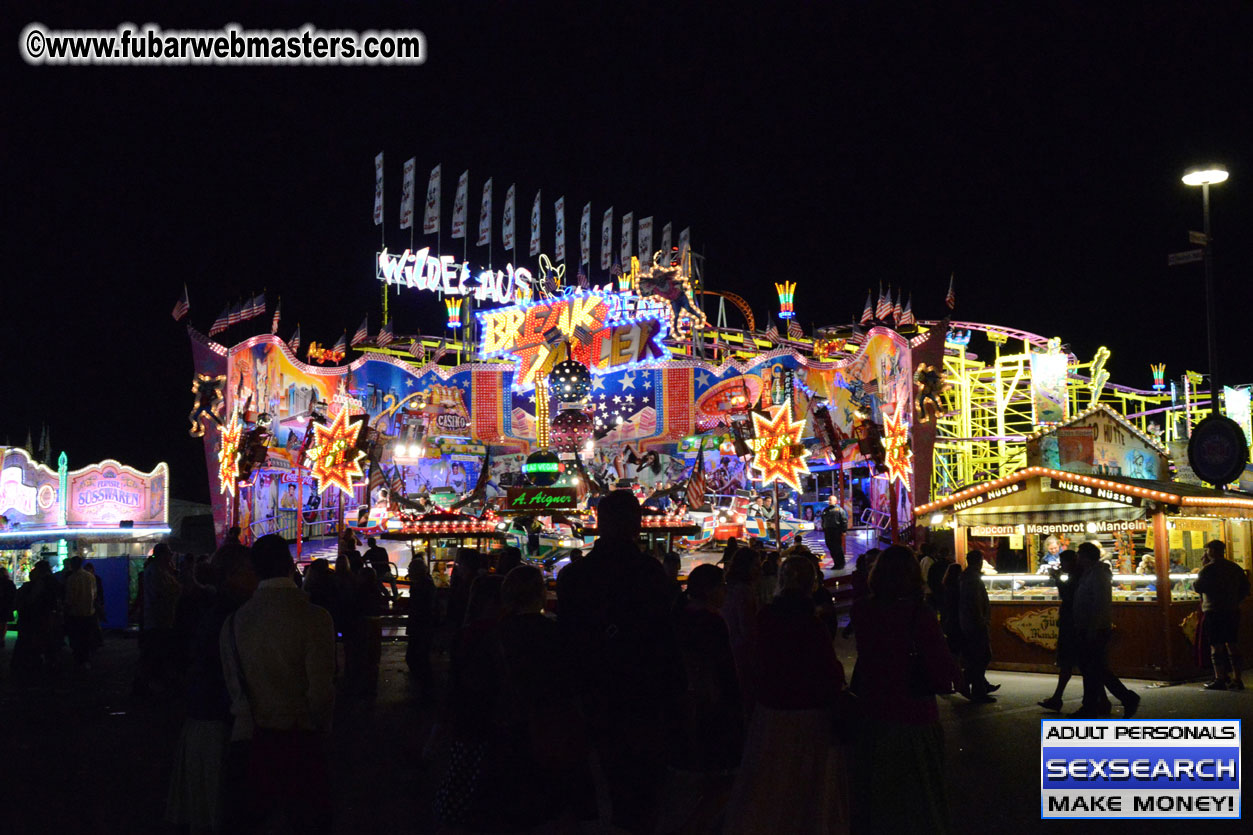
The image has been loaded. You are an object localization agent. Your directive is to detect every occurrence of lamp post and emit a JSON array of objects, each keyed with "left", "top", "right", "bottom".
[{"left": 1181, "top": 164, "right": 1228, "bottom": 415}]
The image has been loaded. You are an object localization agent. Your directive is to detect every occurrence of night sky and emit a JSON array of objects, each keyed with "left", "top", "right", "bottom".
[{"left": 4, "top": 2, "right": 1252, "bottom": 503}]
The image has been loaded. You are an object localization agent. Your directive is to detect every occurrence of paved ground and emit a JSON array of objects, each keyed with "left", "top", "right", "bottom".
[{"left": 1, "top": 629, "right": 1249, "bottom": 835}]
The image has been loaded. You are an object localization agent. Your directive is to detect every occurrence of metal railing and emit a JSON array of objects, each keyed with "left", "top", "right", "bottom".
[{"left": 246, "top": 507, "right": 339, "bottom": 544}]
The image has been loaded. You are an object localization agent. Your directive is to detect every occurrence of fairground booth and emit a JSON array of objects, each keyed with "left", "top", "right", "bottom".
[{"left": 0, "top": 447, "right": 170, "bottom": 627}]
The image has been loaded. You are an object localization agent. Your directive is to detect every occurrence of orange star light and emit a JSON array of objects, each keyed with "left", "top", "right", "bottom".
[
  {"left": 750, "top": 408, "right": 811, "bottom": 491},
  {"left": 882, "top": 402, "right": 914, "bottom": 486},
  {"left": 217, "top": 413, "right": 243, "bottom": 495},
  {"left": 304, "top": 409, "right": 366, "bottom": 496}
]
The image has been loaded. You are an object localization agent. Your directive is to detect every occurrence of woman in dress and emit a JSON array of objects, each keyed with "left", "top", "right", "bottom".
[
  {"left": 723, "top": 556, "right": 851, "bottom": 834},
  {"left": 850, "top": 545, "right": 961, "bottom": 834}
]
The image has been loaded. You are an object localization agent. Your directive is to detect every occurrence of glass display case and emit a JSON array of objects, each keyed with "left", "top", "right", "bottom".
[{"left": 982, "top": 572, "right": 1199, "bottom": 602}]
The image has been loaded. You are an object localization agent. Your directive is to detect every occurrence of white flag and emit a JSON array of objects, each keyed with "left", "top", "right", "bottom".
[
  {"left": 620, "top": 212, "right": 634, "bottom": 266},
  {"left": 638, "top": 216, "right": 654, "bottom": 261},
  {"left": 660, "top": 222, "right": 672, "bottom": 259},
  {"left": 502, "top": 184, "right": 516, "bottom": 251},
  {"left": 373, "top": 152, "right": 384, "bottom": 226},
  {"left": 600, "top": 207, "right": 613, "bottom": 269},
  {"left": 423, "top": 164, "right": 441, "bottom": 234},
  {"left": 580, "top": 202, "right": 592, "bottom": 266},
  {"left": 530, "top": 190, "right": 542, "bottom": 256},
  {"left": 678, "top": 226, "right": 691, "bottom": 262},
  {"left": 399, "top": 157, "right": 415, "bottom": 230},
  {"left": 554, "top": 196, "right": 566, "bottom": 262},
  {"left": 477, "top": 178, "right": 492, "bottom": 246},
  {"left": 451, "top": 170, "right": 469, "bottom": 239}
]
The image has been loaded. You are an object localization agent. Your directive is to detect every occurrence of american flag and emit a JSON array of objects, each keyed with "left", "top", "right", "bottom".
[
  {"left": 226, "top": 300, "right": 245, "bottom": 326},
  {"left": 209, "top": 304, "right": 231, "bottom": 336},
  {"left": 430, "top": 339, "right": 449, "bottom": 364},
  {"left": 288, "top": 324, "right": 301, "bottom": 353},
  {"left": 900, "top": 294, "right": 916, "bottom": 326},
  {"left": 764, "top": 320, "right": 779, "bottom": 342},
  {"left": 408, "top": 339, "right": 424, "bottom": 359},
  {"left": 171, "top": 284, "right": 190, "bottom": 321},
  {"left": 332, "top": 332, "right": 347, "bottom": 355},
  {"left": 351, "top": 316, "right": 369, "bottom": 347},
  {"left": 246, "top": 292, "right": 267, "bottom": 321},
  {"left": 892, "top": 290, "right": 902, "bottom": 325},
  {"left": 576, "top": 268, "right": 588, "bottom": 289},
  {"left": 875, "top": 284, "right": 892, "bottom": 320},
  {"left": 685, "top": 447, "right": 707, "bottom": 509},
  {"left": 860, "top": 290, "right": 873, "bottom": 325},
  {"left": 787, "top": 319, "right": 804, "bottom": 340},
  {"left": 376, "top": 319, "right": 394, "bottom": 348},
  {"left": 389, "top": 466, "right": 406, "bottom": 496},
  {"left": 271, "top": 297, "right": 281, "bottom": 334},
  {"left": 945, "top": 273, "right": 956, "bottom": 309},
  {"left": 368, "top": 460, "right": 385, "bottom": 494}
]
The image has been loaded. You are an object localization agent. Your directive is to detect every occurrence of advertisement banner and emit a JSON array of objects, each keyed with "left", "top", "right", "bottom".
[{"left": 1030, "top": 349, "right": 1069, "bottom": 426}]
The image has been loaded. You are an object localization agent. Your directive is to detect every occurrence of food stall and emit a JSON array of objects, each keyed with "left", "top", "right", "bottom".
[
  {"left": 0, "top": 447, "right": 171, "bottom": 627},
  {"left": 915, "top": 464, "right": 1253, "bottom": 680}
]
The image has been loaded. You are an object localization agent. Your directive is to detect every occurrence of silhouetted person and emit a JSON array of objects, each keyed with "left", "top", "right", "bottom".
[
  {"left": 362, "top": 537, "right": 396, "bottom": 602},
  {"left": 557, "top": 489, "right": 684, "bottom": 834},
  {"left": 220, "top": 534, "right": 335, "bottom": 834},
  {"left": 134, "top": 543, "right": 181, "bottom": 698},
  {"left": 405, "top": 559, "right": 437, "bottom": 702},
  {"left": 724, "top": 556, "right": 849, "bottom": 834},
  {"left": 850, "top": 546, "right": 960, "bottom": 835},
  {"left": 1071, "top": 541, "right": 1140, "bottom": 718},
  {"left": 959, "top": 549, "right": 998, "bottom": 702},
  {"left": 821, "top": 494, "right": 848, "bottom": 569},
  {"left": 1194, "top": 539, "right": 1250, "bottom": 690},
  {"left": 63, "top": 556, "right": 97, "bottom": 666},
  {"left": 166, "top": 543, "right": 258, "bottom": 833},
  {"left": 11, "top": 560, "right": 60, "bottom": 674},
  {"left": 1039, "top": 550, "right": 1081, "bottom": 711}
]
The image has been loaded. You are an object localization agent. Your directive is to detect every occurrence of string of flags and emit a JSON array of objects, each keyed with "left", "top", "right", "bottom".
[{"left": 371, "top": 153, "right": 691, "bottom": 272}]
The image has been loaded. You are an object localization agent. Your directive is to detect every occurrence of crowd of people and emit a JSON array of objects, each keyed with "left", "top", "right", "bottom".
[{"left": 2, "top": 495, "right": 1249, "bottom": 834}]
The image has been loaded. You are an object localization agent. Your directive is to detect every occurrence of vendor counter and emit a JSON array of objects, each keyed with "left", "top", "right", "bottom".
[{"left": 983, "top": 574, "right": 1253, "bottom": 681}]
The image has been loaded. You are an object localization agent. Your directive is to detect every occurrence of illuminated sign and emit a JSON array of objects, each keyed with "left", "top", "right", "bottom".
[
  {"left": 304, "top": 408, "right": 366, "bottom": 496},
  {"left": 775, "top": 281, "right": 796, "bottom": 319},
  {"left": 882, "top": 402, "right": 913, "bottom": 486},
  {"left": 1047, "top": 477, "right": 1140, "bottom": 507},
  {"left": 218, "top": 414, "right": 244, "bottom": 496},
  {"left": 749, "top": 408, "right": 811, "bottom": 491},
  {"left": 505, "top": 486, "right": 578, "bottom": 511},
  {"left": 953, "top": 481, "right": 1022, "bottom": 511},
  {"left": 1024, "top": 520, "right": 1147, "bottom": 535},
  {"left": 66, "top": 460, "right": 169, "bottom": 525},
  {"left": 1030, "top": 339, "right": 1069, "bottom": 426},
  {"left": 377, "top": 247, "right": 532, "bottom": 306},
  {"left": 307, "top": 342, "right": 345, "bottom": 364},
  {"left": 477, "top": 290, "right": 670, "bottom": 389},
  {"left": 0, "top": 467, "right": 37, "bottom": 516}
]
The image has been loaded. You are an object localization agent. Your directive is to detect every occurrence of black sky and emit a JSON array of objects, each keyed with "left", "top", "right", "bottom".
[{"left": 3, "top": 2, "right": 1252, "bottom": 503}]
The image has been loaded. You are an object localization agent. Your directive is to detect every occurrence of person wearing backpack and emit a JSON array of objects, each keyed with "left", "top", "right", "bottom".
[{"left": 821, "top": 494, "right": 849, "bottom": 569}]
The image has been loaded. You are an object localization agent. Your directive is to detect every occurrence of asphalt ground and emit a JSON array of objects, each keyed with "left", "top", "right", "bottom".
[{"left": 1, "top": 628, "right": 1249, "bottom": 835}]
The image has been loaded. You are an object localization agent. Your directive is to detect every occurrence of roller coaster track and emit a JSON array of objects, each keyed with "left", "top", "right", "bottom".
[{"left": 697, "top": 290, "right": 755, "bottom": 332}]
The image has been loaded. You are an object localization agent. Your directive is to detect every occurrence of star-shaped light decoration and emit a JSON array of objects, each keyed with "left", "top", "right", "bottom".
[
  {"left": 304, "top": 408, "right": 366, "bottom": 496},
  {"left": 882, "top": 401, "right": 914, "bottom": 487},
  {"left": 749, "top": 407, "right": 811, "bottom": 491},
  {"left": 217, "top": 412, "right": 244, "bottom": 495}
]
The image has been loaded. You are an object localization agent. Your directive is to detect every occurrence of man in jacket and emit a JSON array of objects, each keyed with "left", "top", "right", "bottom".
[
  {"left": 557, "top": 490, "right": 684, "bottom": 834},
  {"left": 1071, "top": 542, "right": 1140, "bottom": 718},
  {"left": 220, "top": 534, "right": 335, "bottom": 833},
  {"left": 1194, "top": 540, "right": 1250, "bottom": 690},
  {"left": 820, "top": 494, "right": 848, "bottom": 569}
]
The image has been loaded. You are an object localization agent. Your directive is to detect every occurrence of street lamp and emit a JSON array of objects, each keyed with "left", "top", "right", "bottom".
[{"left": 1181, "top": 163, "right": 1227, "bottom": 414}]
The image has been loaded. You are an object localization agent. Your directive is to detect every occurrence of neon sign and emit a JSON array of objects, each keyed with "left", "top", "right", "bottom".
[
  {"left": 66, "top": 461, "right": 168, "bottom": 525},
  {"left": 307, "top": 342, "right": 345, "bottom": 365},
  {"left": 882, "top": 402, "right": 914, "bottom": 486},
  {"left": 377, "top": 247, "right": 532, "bottom": 306},
  {"left": 304, "top": 408, "right": 366, "bottom": 496},
  {"left": 749, "top": 408, "right": 811, "bottom": 491},
  {"left": 217, "top": 413, "right": 244, "bottom": 495},
  {"left": 775, "top": 281, "right": 796, "bottom": 319},
  {"left": 476, "top": 289, "right": 670, "bottom": 389}
]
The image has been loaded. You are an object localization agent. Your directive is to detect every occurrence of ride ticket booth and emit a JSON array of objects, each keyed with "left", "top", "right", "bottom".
[{"left": 915, "top": 465, "right": 1253, "bottom": 681}]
